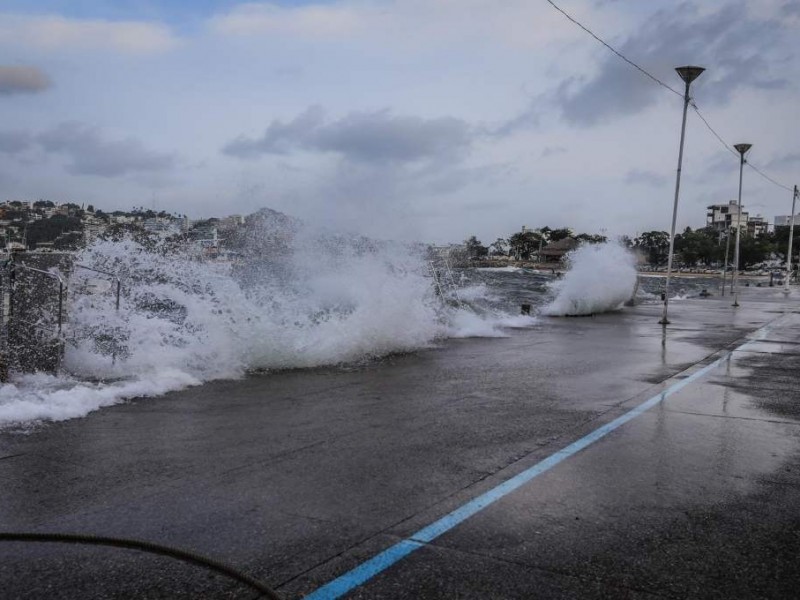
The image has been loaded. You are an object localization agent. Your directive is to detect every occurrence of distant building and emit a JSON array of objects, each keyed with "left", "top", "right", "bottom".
[
  {"left": 747, "top": 215, "right": 768, "bottom": 237},
  {"left": 775, "top": 214, "right": 800, "bottom": 227},
  {"left": 707, "top": 200, "right": 749, "bottom": 232},
  {"left": 191, "top": 224, "right": 218, "bottom": 243},
  {"left": 82, "top": 216, "right": 107, "bottom": 244},
  {"left": 540, "top": 237, "right": 580, "bottom": 263},
  {"left": 142, "top": 217, "right": 179, "bottom": 235},
  {"left": 110, "top": 214, "right": 138, "bottom": 225},
  {"left": 219, "top": 214, "right": 244, "bottom": 230}
]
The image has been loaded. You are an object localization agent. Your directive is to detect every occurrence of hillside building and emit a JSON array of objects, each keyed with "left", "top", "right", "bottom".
[
  {"left": 775, "top": 214, "right": 800, "bottom": 227},
  {"left": 707, "top": 201, "right": 749, "bottom": 232}
]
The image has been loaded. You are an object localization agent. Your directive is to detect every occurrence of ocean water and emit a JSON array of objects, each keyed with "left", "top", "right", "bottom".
[{"left": 0, "top": 236, "right": 716, "bottom": 428}]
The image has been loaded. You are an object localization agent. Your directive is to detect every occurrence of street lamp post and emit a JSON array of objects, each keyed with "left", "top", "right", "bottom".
[
  {"left": 785, "top": 184, "right": 799, "bottom": 293},
  {"left": 660, "top": 65, "right": 705, "bottom": 325},
  {"left": 731, "top": 143, "right": 752, "bottom": 307},
  {"left": 721, "top": 227, "right": 731, "bottom": 296}
]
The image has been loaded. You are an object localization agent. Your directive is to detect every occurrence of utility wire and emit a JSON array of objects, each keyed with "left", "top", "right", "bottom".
[
  {"left": 747, "top": 161, "right": 794, "bottom": 193},
  {"left": 689, "top": 102, "right": 738, "bottom": 158},
  {"left": 691, "top": 101, "right": 794, "bottom": 192},
  {"left": 543, "top": 0, "right": 682, "bottom": 98},
  {"left": 545, "top": 0, "right": 795, "bottom": 194}
]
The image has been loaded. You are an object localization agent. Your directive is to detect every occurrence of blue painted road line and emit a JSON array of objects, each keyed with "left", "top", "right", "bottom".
[{"left": 304, "top": 323, "right": 779, "bottom": 600}]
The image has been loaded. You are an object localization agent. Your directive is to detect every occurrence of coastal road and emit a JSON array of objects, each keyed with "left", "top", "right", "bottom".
[{"left": 2, "top": 288, "right": 800, "bottom": 599}]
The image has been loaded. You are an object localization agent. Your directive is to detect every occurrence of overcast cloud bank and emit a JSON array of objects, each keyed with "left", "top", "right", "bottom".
[
  {"left": 224, "top": 107, "right": 472, "bottom": 165},
  {"left": 0, "top": 0, "right": 796, "bottom": 242}
]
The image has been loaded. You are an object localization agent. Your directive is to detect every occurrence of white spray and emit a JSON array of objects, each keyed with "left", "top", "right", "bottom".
[
  {"left": 543, "top": 243, "right": 637, "bottom": 316},
  {"left": 1, "top": 220, "right": 531, "bottom": 426}
]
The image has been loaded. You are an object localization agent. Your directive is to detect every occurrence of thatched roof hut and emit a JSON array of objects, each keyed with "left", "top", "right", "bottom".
[{"left": 540, "top": 237, "right": 580, "bottom": 263}]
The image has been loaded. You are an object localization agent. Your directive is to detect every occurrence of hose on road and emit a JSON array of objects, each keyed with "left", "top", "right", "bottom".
[{"left": 0, "top": 531, "right": 282, "bottom": 599}]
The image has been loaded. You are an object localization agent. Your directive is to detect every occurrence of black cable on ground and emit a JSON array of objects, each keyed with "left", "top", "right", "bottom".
[{"left": 0, "top": 532, "right": 282, "bottom": 600}]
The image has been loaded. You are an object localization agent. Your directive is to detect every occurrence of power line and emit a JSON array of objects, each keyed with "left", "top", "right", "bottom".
[
  {"left": 691, "top": 101, "right": 794, "bottom": 192},
  {"left": 747, "top": 161, "right": 794, "bottom": 193},
  {"left": 545, "top": 0, "right": 795, "bottom": 194},
  {"left": 689, "top": 103, "right": 738, "bottom": 158},
  {"left": 544, "top": 0, "right": 682, "bottom": 98}
]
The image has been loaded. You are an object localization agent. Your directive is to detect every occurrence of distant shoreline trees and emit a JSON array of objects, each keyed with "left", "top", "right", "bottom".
[{"left": 460, "top": 224, "right": 798, "bottom": 269}]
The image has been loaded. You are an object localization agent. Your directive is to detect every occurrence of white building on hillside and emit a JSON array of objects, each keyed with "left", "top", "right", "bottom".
[
  {"left": 775, "top": 214, "right": 800, "bottom": 227},
  {"left": 747, "top": 215, "right": 768, "bottom": 237},
  {"left": 707, "top": 200, "right": 749, "bottom": 232}
]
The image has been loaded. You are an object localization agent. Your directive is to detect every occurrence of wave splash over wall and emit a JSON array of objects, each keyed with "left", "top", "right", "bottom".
[
  {"left": 543, "top": 243, "right": 637, "bottom": 316},
  {"left": 1, "top": 213, "right": 529, "bottom": 426}
]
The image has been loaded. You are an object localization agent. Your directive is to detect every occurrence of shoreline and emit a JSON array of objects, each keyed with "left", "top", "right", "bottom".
[
  {"left": 637, "top": 271, "right": 781, "bottom": 280},
  {"left": 466, "top": 259, "right": 785, "bottom": 281}
]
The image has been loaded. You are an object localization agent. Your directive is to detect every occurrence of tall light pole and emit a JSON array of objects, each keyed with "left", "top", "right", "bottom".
[
  {"left": 731, "top": 143, "right": 752, "bottom": 307},
  {"left": 660, "top": 65, "right": 705, "bottom": 325},
  {"left": 785, "top": 184, "right": 799, "bottom": 293},
  {"left": 721, "top": 226, "right": 731, "bottom": 296}
]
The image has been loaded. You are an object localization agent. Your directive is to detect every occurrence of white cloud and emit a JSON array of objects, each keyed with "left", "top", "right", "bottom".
[
  {"left": 223, "top": 106, "right": 472, "bottom": 165},
  {"left": 210, "top": 2, "right": 366, "bottom": 38},
  {"left": 209, "top": 0, "right": 605, "bottom": 49},
  {"left": 0, "top": 15, "right": 178, "bottom": 55},
  {"left": 0, "top": 0, "right": 797, "bottom": 242}
]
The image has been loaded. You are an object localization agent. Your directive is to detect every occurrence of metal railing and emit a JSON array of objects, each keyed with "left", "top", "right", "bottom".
[
  {"left": 75, "top": 264, "right": 122, "bottom": 311},
  {"left": 0, "top": 258, "right": 125, "bottom": 377},
  {"left": 19, "top": 263, "right": 66, "bottom": 334},
  {"left": 428, "top": 257, "right": 466, "bottom": 310},
  {"left": 72, "top": 263, "right": 124, "bottom": 365}
]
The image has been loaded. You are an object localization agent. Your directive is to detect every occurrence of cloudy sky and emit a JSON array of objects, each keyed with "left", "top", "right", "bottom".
[{"left": 1, "top": 0, "right": 798, "bottom": 243}]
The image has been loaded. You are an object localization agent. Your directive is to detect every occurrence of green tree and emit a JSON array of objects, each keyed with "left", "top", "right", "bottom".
[
  {"left": 508, "top": 230, "right": 543, "bottom": 260},
  {"left": 53, "top": 232, "right": 83, "bottom": 250},
  {"left": 575, "top": 233, "right": 607, "bottom": 244},
  {"left": 738, "top": 235, "right": 776, "bottom": 268},
  {"left": 548, "top": 227, "right": 573, "bottom": 242},
  {"left": 464, "top": 236, "right": 488, "bottom": 259},
  {"left": 26, "top": 214, "right": 84, "bottom": 248},
  {"left": 773, "top": 226, "right": 800, "bottom": 261},
  {"left": 489, "top": 238, "right": 509, "bottom": 256},
  {"left": 618, "top": 235, "right": 634, "bottom": 249},
  {"left": 674, "top": 227, "right": 721, "bottom": 266},
  {"left": 634, "top": 231, "right": 670, "bottom": 265}
]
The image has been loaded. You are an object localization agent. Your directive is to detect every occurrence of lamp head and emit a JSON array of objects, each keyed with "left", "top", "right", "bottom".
[
  {"left": 675, "top": 66, "right": 705, "bottom": 84},
  {"left": 734, "top": 143, "right": 752, "bottom": 156}
]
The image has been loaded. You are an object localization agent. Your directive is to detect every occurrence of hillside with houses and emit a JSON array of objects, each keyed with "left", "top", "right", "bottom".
[{"left": 0, "top": 200, "right": 245, "bottom": 253}]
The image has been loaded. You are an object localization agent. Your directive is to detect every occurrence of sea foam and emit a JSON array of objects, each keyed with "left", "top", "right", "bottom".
[
  {"left": 1, "top": 222, "right": 530, "bottom": 427},
  {"left": 543, "top": 243, "right": 637, "bottom": 316}
]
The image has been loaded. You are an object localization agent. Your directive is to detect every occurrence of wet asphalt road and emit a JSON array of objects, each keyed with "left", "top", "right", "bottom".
[{"left": 1, "top": 287, "right": 800, "bottom": 599}]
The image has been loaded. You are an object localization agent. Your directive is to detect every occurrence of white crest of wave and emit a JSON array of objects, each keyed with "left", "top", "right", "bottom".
[
  {"left": 0, "top": 220, "right": 532, "bottom": 426},
  {"left": 0, "top": 370, "right": 201, "bottom": 426},
  {"left": 63, "top": 235, "right": 442, "bottom": 381},
  {"left": 543, "top": 243, "right": 637, "bottom": 316}
]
